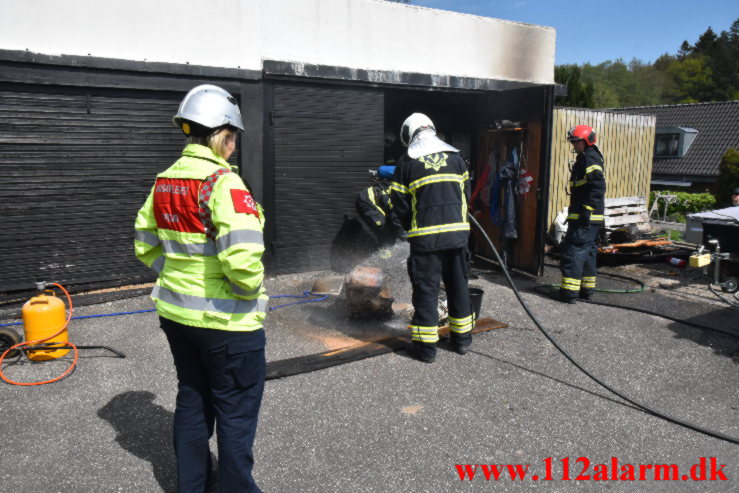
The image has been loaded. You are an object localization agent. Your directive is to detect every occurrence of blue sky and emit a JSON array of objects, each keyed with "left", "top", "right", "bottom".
[{"left": 411, "top": 0, "right": 738, "bottom": 65}]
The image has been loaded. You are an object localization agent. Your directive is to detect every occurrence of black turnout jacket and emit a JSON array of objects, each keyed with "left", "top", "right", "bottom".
[
  {"left": 390, "top": 151, "right": 470, "bottom": 251},
  {"left": 567, "top": 146, "right": 606, "bottom": 223}
]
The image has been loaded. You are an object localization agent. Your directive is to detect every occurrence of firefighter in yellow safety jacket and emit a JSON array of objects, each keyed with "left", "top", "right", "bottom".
[{"left": 134, "top": 84, "right": 267, "bottom": 493}]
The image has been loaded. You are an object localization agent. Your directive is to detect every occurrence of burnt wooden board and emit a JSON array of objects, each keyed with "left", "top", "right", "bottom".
[{"left": 266, "top": 317, "right": 507, "bottom": 380}]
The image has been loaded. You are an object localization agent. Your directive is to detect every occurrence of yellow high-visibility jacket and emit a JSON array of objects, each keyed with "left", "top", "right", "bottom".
[{"left": 134, "top": 144, "right": 268, "bottom": 331}]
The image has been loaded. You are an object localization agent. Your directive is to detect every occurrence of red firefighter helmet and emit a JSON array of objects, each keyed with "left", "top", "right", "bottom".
[{"left": 567, "top": 125, "right": 596, "bottom": 146}]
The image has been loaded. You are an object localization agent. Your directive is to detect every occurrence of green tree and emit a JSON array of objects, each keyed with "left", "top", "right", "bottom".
[
  {"left": 591, "top": 82, "right": 620, "bottom": 108},
  {"left": 627, "top": 60, "right": 672, "bottom": 106},
  {"left": 581, "top": 62, "right": 620, "bottom": 107},
  {"left": 716, "top": 148, "right": 739, "bottom": 207},
  {"left": 654, "top": 53, "right": 675, "bottom": 70},
  {"left": 602, "top": 60, "right": 631, "bottom": 101},
  {"left": 689, "top": 25, "right": 738, "bottom": 100},
  {"left": 554, "top": 64, "right": 595, "bottom": 107},
  {"left": 731, "top": 18, "right": 739, "bottom": 38},
  {"left": 677, "top": 41, "right": 692, "bottom": 59},
  {"left": 693, "top": 27, "right": 718, "bottom": 55},
  {"left": 555, "top": 17, "right": 739, "bottom": 107},
  {"left": 578, "top": 58, "right": 668, "bottom": 107},
  {"left": 723, "top": 19, "right": 739, "bottom": 98},
  {"left": 710, "top": 31, "right": 736, "bottom": 99},
  {"left": 666, "top": 55, "right": 714, "bottom": 103}
]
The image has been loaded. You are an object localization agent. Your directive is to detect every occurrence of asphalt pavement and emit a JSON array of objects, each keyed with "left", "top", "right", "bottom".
[{"left": 0, "top": 262, "right": 737, "bottom": 492}]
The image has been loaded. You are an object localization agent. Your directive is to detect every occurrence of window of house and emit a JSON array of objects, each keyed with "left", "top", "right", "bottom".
[{"left": 654, "top": 133, "right": 680, "bottom": 157}]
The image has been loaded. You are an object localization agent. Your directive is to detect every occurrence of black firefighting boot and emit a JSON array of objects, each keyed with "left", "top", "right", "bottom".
[
  {"left": 579, "top": 289, "right": 594, "bottom": 301},
  {"left": 409, "top": 341, "right": 437, "bottom": 363},
  {"left": 450, "top": 332, "right": 472, "bottom": 355},
  {"left": 557, "top": 289, "right": 577, "bottom": 304}
]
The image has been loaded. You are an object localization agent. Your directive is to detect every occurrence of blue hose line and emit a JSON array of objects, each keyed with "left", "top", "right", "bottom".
[
  {"left": 269, "top": 291, "right": 329, "bottom": 311},
  {"left": 0, "top": 309, "right": 158, "bottom": 327},
  {"left": 72, "top": 309, "right": 157, "bottom": 319},
  {"left": 1, "top": 291, "right": 328, "bottom": 326}
]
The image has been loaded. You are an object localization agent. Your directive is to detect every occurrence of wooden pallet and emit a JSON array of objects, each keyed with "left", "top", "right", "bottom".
[{"left": 604, "top": 196, "right": 649, "bottom": 229}]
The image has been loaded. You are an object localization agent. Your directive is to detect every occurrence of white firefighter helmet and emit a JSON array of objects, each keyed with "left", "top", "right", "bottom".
[
  {"left": 173, "top": 84, "right": 244, "bottom": 135},
  {"left": 400, "top": 112, "right": 435, "bottom": 146}
]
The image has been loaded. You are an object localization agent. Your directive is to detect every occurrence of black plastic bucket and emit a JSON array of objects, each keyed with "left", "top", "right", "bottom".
[{"left": 468, "top": 287, "right": 484, "bottom": 318}]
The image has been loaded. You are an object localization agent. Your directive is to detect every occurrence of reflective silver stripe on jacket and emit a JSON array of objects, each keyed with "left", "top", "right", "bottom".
[
  {"left": 135, "top": 230, "right": 161, "bottom": 247},
  {"left": 407, "top": 222, "right": 470, "bottom": 238},
  {"left": 567, "top": 213, "right": 604, "bottom": 221},
  {"left": 152, "top": 285, "right": 268, "bottom": 314},
  {"left": 390, "top": 182, "right": 410, "bottom": 194},
  {"left": 367, "top": 187, "right": 385, "bottom": 216},
  {"left": 161, "top": 240, "right": 217, "bottom": 256},
  {"left": 151, "top": 256, "right": 165, "bottom": 273},
  {"left": 216, "top": 229, "right": 264, "bottom": 253},
  {"left": 408, "top": 173, "right": 467, "bottom": 192},
  {"left": 230, "top": 281, "right": 264, "bottom": 298}
]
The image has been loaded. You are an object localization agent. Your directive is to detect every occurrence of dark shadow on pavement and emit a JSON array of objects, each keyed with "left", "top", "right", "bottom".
[
  {"left": 666, "top": 309, "right": 739, "bottom": 362},
  {"left": 98, "top": 391, "right": 176, "bottom": 493}
]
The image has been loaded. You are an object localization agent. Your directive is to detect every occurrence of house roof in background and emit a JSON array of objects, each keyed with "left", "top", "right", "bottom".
[{"left": 615, "top": 101, "right": 739, "bottom": 178}]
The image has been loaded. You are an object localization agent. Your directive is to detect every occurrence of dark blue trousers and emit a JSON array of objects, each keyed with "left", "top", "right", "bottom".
[
  {"left": 560, "top": 223, "right": 601, "bottom": 300},
  {"left": 160, "top": 317, "right": 265, "bottom": 493},
  {"left": 407, "top": 247, "right": 472, "bottom": 355}
]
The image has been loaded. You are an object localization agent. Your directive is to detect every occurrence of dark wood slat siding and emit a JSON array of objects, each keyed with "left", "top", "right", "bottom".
[
  {"left": 0, "top": 83, "right": 242, "bottom": 292},
  {"left": 271, "top": 84, "right": 383, "bottom": 273}
]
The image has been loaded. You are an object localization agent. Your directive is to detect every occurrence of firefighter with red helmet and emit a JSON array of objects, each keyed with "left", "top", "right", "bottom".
[{"left": 559, "top": 125, "right": 606, "bottom": 303}]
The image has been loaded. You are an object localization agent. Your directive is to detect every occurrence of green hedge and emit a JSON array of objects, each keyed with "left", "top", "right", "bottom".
[{"left": 649, "top": 190, "right": 716, "bottom": 217}]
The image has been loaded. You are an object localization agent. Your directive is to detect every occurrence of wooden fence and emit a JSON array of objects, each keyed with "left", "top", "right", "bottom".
[{"left": 548, "top": 108, "right": 656, "bottom": 226}]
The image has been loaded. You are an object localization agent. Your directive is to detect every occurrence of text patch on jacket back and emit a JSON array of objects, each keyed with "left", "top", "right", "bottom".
[{"left": 153, "top": 178, "right": 205, "bottom": 233}]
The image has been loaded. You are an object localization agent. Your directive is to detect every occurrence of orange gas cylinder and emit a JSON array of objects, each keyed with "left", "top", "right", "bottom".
[{"left": 22, "top": 290, "right": 70, "bottom": 361}]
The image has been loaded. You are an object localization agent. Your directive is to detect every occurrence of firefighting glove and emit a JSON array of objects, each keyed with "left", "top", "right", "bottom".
[{"left": 578, "top": 208, "right": 591, "bottom": 227}]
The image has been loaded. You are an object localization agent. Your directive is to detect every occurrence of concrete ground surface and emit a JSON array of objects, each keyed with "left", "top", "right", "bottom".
[{"left": 0, "top": 261, "right": 737, "bottom": 492}]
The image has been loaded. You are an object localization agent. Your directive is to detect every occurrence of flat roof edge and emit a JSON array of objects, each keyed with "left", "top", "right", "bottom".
[
  {"left": 0, "top": 49, "right": 555, "bottom": 92},
  {"left": 0, "top": 49, "right": 261, "bottom": 81},
  {"left": 263, "top": 60, "right": 550, "bottom": 91}
]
